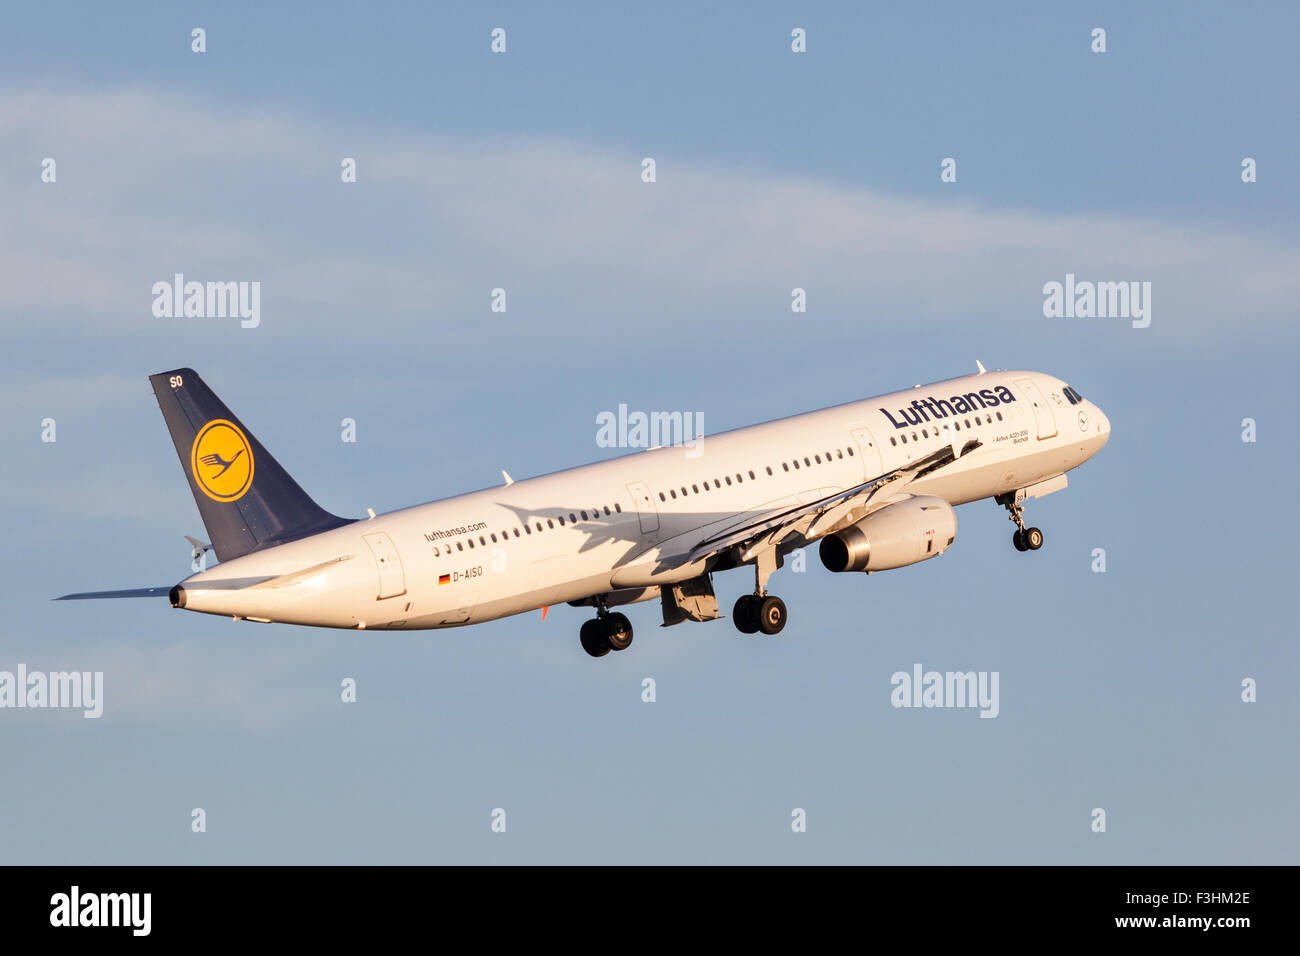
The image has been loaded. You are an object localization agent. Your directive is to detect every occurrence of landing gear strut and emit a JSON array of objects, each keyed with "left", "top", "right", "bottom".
[
  {"left": 579, "top": 599, "right": 633, "bottom": 658},
  {"left": 732, "top": 548, "right": 788, "bottom": 635},
  {"left": 1000, "top": 494, "right": 1044, "bottom": 552}
]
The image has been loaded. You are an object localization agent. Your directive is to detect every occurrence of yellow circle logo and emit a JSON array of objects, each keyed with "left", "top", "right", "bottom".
[{"left": 190, "top": 419, "right": 254, "bottom": 502}]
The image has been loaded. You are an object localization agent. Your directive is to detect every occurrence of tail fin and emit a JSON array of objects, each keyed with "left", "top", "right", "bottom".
[{"left": 149, "top": 368, "right": 353, "bottom": 562}]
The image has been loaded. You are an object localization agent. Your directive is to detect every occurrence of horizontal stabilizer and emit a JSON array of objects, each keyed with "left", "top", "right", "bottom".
[{"left": 55, "top": 587, "right": 173, "bottom": 601}]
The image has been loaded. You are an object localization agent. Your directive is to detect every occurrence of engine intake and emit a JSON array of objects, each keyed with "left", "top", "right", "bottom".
[{"left": 818, "top": 496, "right": 956, "bottom": 573}]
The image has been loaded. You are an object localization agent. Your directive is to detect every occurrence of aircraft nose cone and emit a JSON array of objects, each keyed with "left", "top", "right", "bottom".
[{"left": 1093, "top": 405, "right": 1110, "bottom": 441}]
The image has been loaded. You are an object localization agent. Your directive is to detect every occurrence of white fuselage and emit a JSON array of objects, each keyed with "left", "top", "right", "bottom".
[{"left": 174, "top": 370, "right": 1110, "bottom": 629}]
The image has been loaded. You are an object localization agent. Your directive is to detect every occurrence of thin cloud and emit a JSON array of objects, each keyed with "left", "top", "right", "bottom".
[{"left": 0, "top": 87, "right": 1295, "bottom": 341}]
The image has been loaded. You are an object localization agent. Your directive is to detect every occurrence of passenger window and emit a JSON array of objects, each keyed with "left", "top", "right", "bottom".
[
  {"left": 847, "top": 447, "right": 854, "bottom": 456},
  {"left": 783, "top": 463, "right": 790, "bottom": 472},
  {"left": 900, "top": 435, "right": 907, "bottom": 444},
  {"left": 514, "top": 528, "right": 521, "bottom": 537},
  {"left": 457, "top": 541, "right": 464, "bottom": 551},
  {"left": 490, "top": 534, "right": 497, "bottom": 543},
  {"left": 815, "top": 455, "right": 822, "bottom": 464},
  {"left": 836, "top": 450, "right": 843, "bottom": 459},
  {"left": 612, "top": 504, "right": 620, "bottom": 513},
  {"left": 546, "top": 519, "right": 554, "bottom": 529},
  {"left": 692, "top": 484, "right": 699, "bottom": 493},
  {"left": 766, "top": 466, "right": 773, "bottom": 475},
  {"left": 681, "top": 487, "right": 688, "bottom": 496},
  {"left": 581, "top": 510, "right": 588, "bottom": 520},
  {"left": 793, "top": 460, "right": 800, "bottom": 469},
  {"left": 659, "top": 492, "right": 666, "bottom": 502},
  {"left": 670, "top": 489, "right": 677, "bottom": 499},
  {"left": 748, "top": 470, "right": 755, "bottom": 479},
  {"left": 557, "top": 516, "right": 565, "bottom": 526},
  {"left": 735, "top": 474, "right": 743, "bottom": 483},
  {"left": 536, "top": 523, "right": 543, "bottom": 532},
  {"left": 725, "top": 476, "right": 732, "bottom": 484},
  {"left": 996, "top": 412, "right": 1003, "bottom": 421},
  {"left": 890, "top": 437, "right": 897, "bottom": 446},
  {"left": 803, "top": 457, "right": 811, "bottom": 466}
]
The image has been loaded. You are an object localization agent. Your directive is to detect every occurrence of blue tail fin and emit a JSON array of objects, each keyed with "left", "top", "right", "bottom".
[{"left": 149, "top": 368, "right": 353, "bottom": 561}]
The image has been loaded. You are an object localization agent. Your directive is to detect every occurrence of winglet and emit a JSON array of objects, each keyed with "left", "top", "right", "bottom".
[
  {"left": 502, "top": 470, "right": 514, "bottom": 486},
  {"left": 975, "top": 360, "right": 986, "bottom": 375}
]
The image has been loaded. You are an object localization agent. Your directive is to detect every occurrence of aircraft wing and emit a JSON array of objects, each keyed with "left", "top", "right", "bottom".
[{"left": 688, "top": 438, "right": 982, "bottom": 566}]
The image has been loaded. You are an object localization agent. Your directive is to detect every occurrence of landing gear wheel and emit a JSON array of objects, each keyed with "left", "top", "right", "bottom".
[
  {"left": 1012, "top": 529, "right": 1028, "bottom": 552},
  {"left": 603, "top": 612, "right": 634, "bottom": 651},
  {"left": 580, "top": 618, "right": 611, "bottom": 658},
  {"left": 733, "top": 595, "right": 760, "bottom": 634},
  {"left": 756, "top": 595, "right": 787, "bottom": 635},
  {"left": 1023, "top": 527, "right": 1044, "bottom": 551}
]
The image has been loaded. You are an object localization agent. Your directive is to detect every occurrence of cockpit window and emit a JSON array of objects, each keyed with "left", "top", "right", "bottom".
[{"left": 1063, "top": 386, "right": 1083, "bottom": 404}]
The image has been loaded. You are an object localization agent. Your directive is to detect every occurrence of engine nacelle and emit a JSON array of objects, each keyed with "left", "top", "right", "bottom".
[{"left": 818, "top": 496, "right": 957, "bottom": 573}]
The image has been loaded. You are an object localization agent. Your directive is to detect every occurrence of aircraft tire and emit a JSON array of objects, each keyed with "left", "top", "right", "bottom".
[
  {"left": 757, "top": 595, "right": 787, "bottom": 635},
  {"left": 733, "top": 595, "right": 760, "bottom": 634},
  {"left": 581, "top": 619, "right": 611, "bottom": 657},
  {"left": 604, "top": 612, "right": 634, "bottom": 651}
]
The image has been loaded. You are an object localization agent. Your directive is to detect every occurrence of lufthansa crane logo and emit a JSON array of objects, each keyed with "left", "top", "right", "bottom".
[{"left": 190, "top": 419, "right": 254, "bottom": 502}]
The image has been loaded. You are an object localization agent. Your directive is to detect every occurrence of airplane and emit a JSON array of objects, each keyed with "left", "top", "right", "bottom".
[{"left": 59, "top": 364, "right": 1110, "bottom": 657}]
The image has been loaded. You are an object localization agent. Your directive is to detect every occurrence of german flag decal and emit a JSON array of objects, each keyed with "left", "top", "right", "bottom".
[{"left": 438, "top": 573, "right": 451, "bottom": 586}]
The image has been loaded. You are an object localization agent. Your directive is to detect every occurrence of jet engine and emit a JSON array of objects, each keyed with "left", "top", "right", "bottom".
[{"left": 818, "top": 496, "right": 957, "bottom": 573}]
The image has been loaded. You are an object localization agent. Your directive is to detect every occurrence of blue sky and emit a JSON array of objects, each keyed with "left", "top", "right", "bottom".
[{"left": 1, "top": 1, "right": 1296, "bottom": 863}]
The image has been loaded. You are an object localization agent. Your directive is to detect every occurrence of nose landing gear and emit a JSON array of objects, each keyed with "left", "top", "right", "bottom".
[
  {"left": 1012, "top": 526, "right": 1044, "bottom": 551},
  {"left": 999, "top": 493, "right": 1044, "bottom": 552}
]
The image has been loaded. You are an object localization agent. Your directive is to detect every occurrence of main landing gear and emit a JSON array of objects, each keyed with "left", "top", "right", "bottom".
[
  {"left": 1000, "top": 495, "right": 1044, "bottom": 552},
  {"left": 733, "top": 593, "right": 787, "bottom": 635},
  {"left": 732, "top": 547, "right": 788, "bottom": 635},
  {"left": 579, "top": 601, "right": 633, "bottom": 658}
]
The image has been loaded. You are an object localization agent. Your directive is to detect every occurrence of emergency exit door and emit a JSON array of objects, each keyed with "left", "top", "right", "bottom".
[
  {"left": 626, "top": 481, "right": 659, "bottom": 535},
  {"left": 362, "top": 532, "right": 407, "bottom": 599}
]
